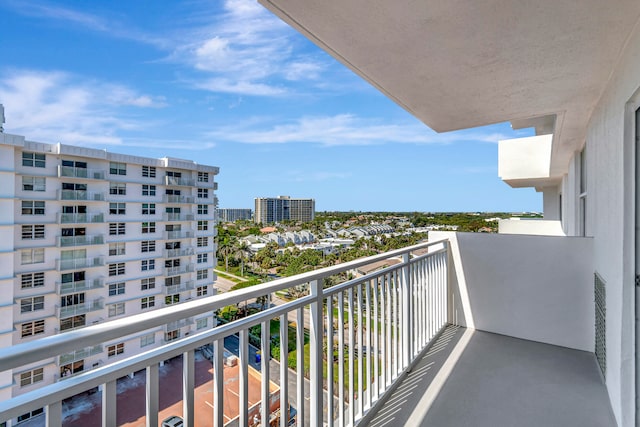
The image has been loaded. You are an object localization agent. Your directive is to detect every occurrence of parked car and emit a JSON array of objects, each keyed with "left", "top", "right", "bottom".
[{"left": 162, "top": 416, "right": 183, "bottom": 427}]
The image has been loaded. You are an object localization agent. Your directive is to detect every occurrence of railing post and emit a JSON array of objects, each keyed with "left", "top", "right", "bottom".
[
  {"left": 310, "top": 279, "right": 324, "bottom": 426},
  {"left": 145, "top": 364, "right": 159, "bottom": 427},
  {"left": 401, "top": 252, "right": 411, "bottom": 369}
]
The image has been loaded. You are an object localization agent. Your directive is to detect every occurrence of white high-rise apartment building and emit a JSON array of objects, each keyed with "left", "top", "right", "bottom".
[
  {"left": 254, "top": 196, "right": 315, "bottom": 224},
  {"left": 0, "top": 121, "right": 219, "bottom": 401}
]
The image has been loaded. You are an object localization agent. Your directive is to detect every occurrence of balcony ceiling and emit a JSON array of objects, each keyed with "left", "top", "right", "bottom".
[{"left": 259, "top": 0, "right": 640, "bottom": 174}]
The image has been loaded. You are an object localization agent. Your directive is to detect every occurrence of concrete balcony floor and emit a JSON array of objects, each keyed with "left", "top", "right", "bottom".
[{"left": 368, "top": 326, "right": 616, "bottom": 427}]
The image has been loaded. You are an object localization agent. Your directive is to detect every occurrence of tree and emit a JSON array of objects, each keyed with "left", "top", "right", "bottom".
[{"left": 234, "top": 241, "right": 252, "bottom": 277}]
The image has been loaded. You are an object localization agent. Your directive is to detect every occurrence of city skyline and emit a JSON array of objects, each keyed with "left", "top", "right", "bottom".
[{"left": 0, "top": 0, "right": 539, "bottom": 212}]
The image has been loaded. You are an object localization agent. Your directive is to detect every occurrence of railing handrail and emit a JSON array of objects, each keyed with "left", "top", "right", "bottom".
[{"left": 0, "top": 239, "right": 447, "bottom": 374}]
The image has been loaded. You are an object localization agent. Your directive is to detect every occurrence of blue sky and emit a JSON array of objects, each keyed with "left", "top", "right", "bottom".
[{"left": 0, "top": 0, "right": 540, "bottom": 212}]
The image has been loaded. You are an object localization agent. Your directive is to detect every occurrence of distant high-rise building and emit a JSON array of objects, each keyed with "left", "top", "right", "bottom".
[
  {"left": 219, "top": 208, "right": 253, "bottom": 222},
  {"left": 254, "top": 196, "right": 315, "bottom": 224}
]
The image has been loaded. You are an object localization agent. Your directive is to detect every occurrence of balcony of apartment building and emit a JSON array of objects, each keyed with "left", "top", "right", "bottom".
[
  {"left": 163, "top": 212, "right": 195, "bottom": 222},
  {"left": 164, "top": 176, "right": 196, "bottom": 187},
  {"left": 164, "top": 230, "right": 195, "bottom": 240},
  {"left": 56, "top": 278, "right": 104, "bottom": 295},
  {"left": 57, "top": 189, "right": 105, "bottom": 202},
  {"left": 164, "top": 264, "right": 195, "bottom": 277},
  {"left": 57, "top": 212, "right": 104, "bottom": 224},
  {"left": 0, "top": 237, "right": 615, "bottom": 426},
  {"left": 56, "top": 234, "right": 104, "bottom": 248},
  {"left": 162, "top": 194, "right": 195, "bottom": 204},
  {"left": 57, "top": 165, "right": 106, "bottom": 181},
  {"left": 164, "top": 280, "right": 195, "bottom": 295},
  {"left": 164, "top": 247, "right": 195, "bottom": 258},
  {"left": 55, "top": 256, "right": 105, "bottom": 272},
  {"left": 56, "top": 298, "right": 104, "bottom": 318}
]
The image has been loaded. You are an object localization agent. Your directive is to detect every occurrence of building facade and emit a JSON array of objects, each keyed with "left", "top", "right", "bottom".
[
  {"left": 254, "top": 196, "right": 315, "bottom": 224},
  {"left": 0, "top": 126, "right": 219, "bottom": 406},
  {"left": 218, "top": 208, "right": 252, "bottom": 223}
]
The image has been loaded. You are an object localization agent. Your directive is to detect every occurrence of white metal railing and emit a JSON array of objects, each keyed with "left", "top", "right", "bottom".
[
  {"left": 164, "top": 230, "right": 194, "bottom": 240},
  {"left": 165, "top": 280, "right": 195, "bottom": 294},
  {"left": 57, "top": 278, "right": 104, "bottom": 295},
  {"left": 164, "top": 248, "right": 195, "bottom": 258},
  {"left": 58, "top": 190, "right": 105, "bottom": 201},
  {"left": 57, "top": 234, "right": 104, "bottom": 247},
  {"left": 58, "top": 166, "right": 106, "bottom": 180},
  {"left": 59, "top": 345, "right": 103, "bottom": 366},
  {"left": 164, "top": 264, "right": 195, "bottom": 276},
  {"left": 0, "top": 240, "right": 449, "bottom": 427},
  {"left": 163, "top": 213, "right": 195, "bottom": 222},
  {"left": 163, "top": 195, "right": 195, "bottom": 204},
  {"left": 165, "top": 318, "right": 194, "bottom": 332},
  {"left": 55, "top": 256, "right": 105, "bottom": 272},
  {"left": 57, "top": 212, "right": 104, "bottom": 224},
  {"left": 164, "top": 176, "right": 196, "bottom": 187}
]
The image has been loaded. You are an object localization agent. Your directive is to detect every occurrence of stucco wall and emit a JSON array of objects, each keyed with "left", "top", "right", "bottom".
[{"left": 430, "top": 231, "right": 594, "bottom": 352}]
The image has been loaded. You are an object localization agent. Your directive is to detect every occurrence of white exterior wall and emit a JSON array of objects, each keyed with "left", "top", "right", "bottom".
[{"left": 0, "top": 134, "right": 219, "bottom": 415}]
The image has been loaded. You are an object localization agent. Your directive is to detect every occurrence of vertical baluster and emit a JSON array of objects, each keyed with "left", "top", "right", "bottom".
[
  {"left": 385, "top": 273, "right": 392, "bottom": 386},
  {"left": 338, "top": 292, "right": 345, "bottom": 427},
  {"left": 365, "top": 278, "right": 372, "bottom": 410},
  {"left": 392, "top": 270, "right": 398, "bottom": 379},
  {"left": 327, "top": 295, "right": 335, "bottom": 426},
  {"left": 378, "top": 275, "right": 385, "bottom": 395},
  {"left": 357, "top": 283, "right": 363, "bottom": 418},
  {"left": 261, "top": 318, "right": 271, "bottom": 427},
  {"left": 310, "top": 279, "right": 324, "bottom": 426},
  {"left": 46, "top": 401, "right": 62, "bottom": 427},
  {"left": 184, "top": 350, "right": 195, "bottom": 427},
  {"left": 296, "top": 307, "right": 305, "bottom": 426},
  {"left": 280, "top": 314, "right": 289, "bottom": 427},
  {"left": 213, "top": 339, "right": 224, "bottom": 426},
  {"left": 239, "top": 330, "right": 249, "bottom": 427},
  {"left": 372, "top": 276, "right": 380, "bottom": 402},
  {"left": 348, "top": 287, "right": 355, "bottom": 426},
  {"left": 146, "top": 364, "right": 159, "bottom": 427},
  {"left": 102, "top": 380, "right": 117, "bottom": 427},
  {"left": 428, "top": 255, "right": 435, "bottom": 340}
]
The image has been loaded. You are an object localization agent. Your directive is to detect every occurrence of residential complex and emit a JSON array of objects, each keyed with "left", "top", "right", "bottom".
[
  {"left": 218, "top": 208, "right": 253, "bottom": 223},
  {"left": 0, "top": 125, "right": 219, "bottom": 410},
  {"left": 254, "top": 195, "right": 315, "bottom": 224}
]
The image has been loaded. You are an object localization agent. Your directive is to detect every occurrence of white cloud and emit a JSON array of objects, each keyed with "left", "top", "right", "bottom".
[{"left": 0, "top": 69, "right": 165, "bottom": 146}]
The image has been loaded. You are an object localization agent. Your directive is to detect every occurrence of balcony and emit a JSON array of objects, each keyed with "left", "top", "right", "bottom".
[
  {"left": 165, "top": 280, "right": 195, "bottom": 294},
  {"left": 163, "top": 212, "right": 195, "bottom": 222},
  {"left": 57, "top": 234, "right": 104, "bottom": 248},
  {"left": 164, "top": 248, "right": 195, "bottom": 258},
  {"left": 59, "top": 345, "right": 103, "bottom": 366},
  {"left": 164, "top": 176, "right": 195, "bottom": 187},
  {"left": 57, "top": 278, "right": 104, "bottom": 295},
  {"left": 164, "top": 230, "right": 194, "bottom": 240},
  {"left": 55, "top": 256, "right": 105, "bottom": 271},
  {"left": 164, "top": 264, "right": 195, "bottom": 277},
  {"left": 165, "top": 318, "right": 194, "bottom": 332},
  {"left": 57, "top": 298, "right": 104, "bottom": 318},
  {"left": 0, "top": 237, "right": 615, "bottom": 426},
  {"left": 57, "top": 212, "right": 104, "bottom": 224},
  {"left": 163, "top": 195, "right": 195, "bottom": 204},
  {"left": 58, "top": 190, "right": 105, "bottom": 201},
  {"left": 58, "top": 165, "right": 106, "bottom": 180}
]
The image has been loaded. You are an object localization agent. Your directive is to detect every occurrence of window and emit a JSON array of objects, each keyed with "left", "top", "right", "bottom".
[
  {"left": 22, "top": 176, "right": 46, "bottom": 192},
  {"left": 197, "top": 220, "right": 209, "bottom": 231},
  {"left": 142, "top": 166, "right": 156, "bottom": 178},
  {"left": 165, "top": 330, "right": 179, "bottom": 342},
  {"left": 141, "top": 259, "right": 155, "bottom": 271},
  {"left": 60, "top": 315, "right": 85, "bottom": 331},
  {"left": 109, "top": 162, "right": 126, "bottom": 176},
  {"left": 165, "top": 276, "right": 181, "bottom": 287},
  {"left": 109, "top": 182, "right": 126, "bottom": 195},
  {"left": 61, "top": 227, "right": 85, "bottom": 237},
  {"left": 108, "top": 263, "right": 125, "bottom": 277},
  {"left": 109, "top": 203, "right": 126, "bottom": 215},
  {"left": 108, "top": 282, "right": 125, "bottom": 296},
  {"left": 142, "top": 203, "right": 156, "bottom": 215},
  {"left": 22, "top": 152, "right": 46, "bottom": 168},
  {"left": 197, "top": 237, "right": 208, "bottom": 247},
  {"left": 197, "top": 269, "right": 208, "bottom": 280},
  {"left": 141, "top": 277, "right": 156, "bottom": 290},
  {"left": 61, "top": 271, "right": 85, "bottom": 286},
  {"left": 17, "top": 408, "right": 44, "bottom": 423},
  {"left": 109, "top": 242, "right": 126, "bottom": 256},
  {"left": 165, "top": 188, "right": 181, "bottom": 195},
  {"left": 22, "top": 201, "right": 45, "bottom": 215},
  {"left": 142, "top": 222, "right": 156, "bottom": 233},
  {"left": 141, "top": 296, "right": 155, "bottom": 309},
  {"left": 197, "top": 253, "right": 208, "bottom": 264},
  {"left": 21, "top": 248, "right": 44, "bottom": 265},
  {"left": 197, "top": 286, "right": 208, "bottom": 296},
  {"left": 141, "top": 240, "right": 156, "bottom": 253},
  {"left": 60, "top": 361, "right": 84, "bottom": 377},
  {"left": 108, "top": 303, "right": 125, "bottom": 317},
  {"left": 60, "top": 293, "right": 84, "bottom": 307},
  {"left": 197, "top": 188, "right": 209, "bottom": 199},
  {"left": 107, "top": 342, "right": 125, "bottom": 357},
  {"left": 21, "top": 224, "right": 45, "bottom": 240},
  {"left": 166, "top": 241, "right": 181, "bottom": 250},
  {"left": 142, "top": 185, "right": 156, "bottom": 196},
  {"left": 165, "top": 259, "right": 180, "bottom": 268},
  {"left": 109, "top": 222, "right": 126, "bottom": 235},
  {"left": 21, "top": 320, "right": 45, "bottom": 338},
  {"left": 165, "top": 294, "right": 180, "bottom": 305},
  {"left": 20, "top": 368, "right": 44, "bottom": 387},
  {"left": 140, "top": 333, "right": 155, "bottom": 347},
  {"left": 21, "top": 272, "right": 45, "bottom": 289},
  {"left": 196, "top": 318, "right": 208, "bottom": 329},
  {"left": 198, "top": 204, "right": 208, "bottom": 215},
  {"left": 198, "top": 172, "right": 209, "bottom": 182},
  {"left": 21, "top": 296, "right": 45, "bottom": 313},
  {"left": 165, "top": 207, "right": 181, "bottom": 214}
]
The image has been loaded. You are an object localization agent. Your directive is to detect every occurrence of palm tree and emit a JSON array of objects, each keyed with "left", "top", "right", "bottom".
[
  {"left": 234, "top": 241, "right": 252, "bottom": 277},
  {"left": 218, "top": 236, "right": 236, "bottom": 272}
]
